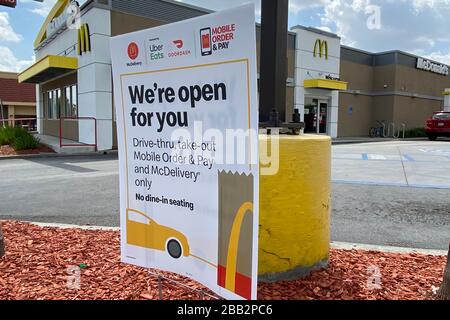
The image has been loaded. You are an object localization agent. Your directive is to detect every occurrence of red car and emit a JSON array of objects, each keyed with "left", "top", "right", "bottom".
[{"left": 425, "top": 111, "right": 450, "bottom": 140}]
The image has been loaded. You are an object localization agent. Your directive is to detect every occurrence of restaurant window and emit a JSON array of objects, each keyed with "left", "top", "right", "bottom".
[
  {"left": 47, "top": 89, "right": 61, "bottom": 119},
  {"left": 64, "top": 85, "right": 78, "bottom": 118}
]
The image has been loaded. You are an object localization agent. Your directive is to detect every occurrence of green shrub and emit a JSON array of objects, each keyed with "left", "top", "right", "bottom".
[
  {"left": 403, "top": 127, "right": 427, "bottom": 138},
  {"left": 0, "top": 126, "right": 39, "bottom": 150},
  {"left": 0, "top": 126, "right": 16, "bottom": 145},
  {"left": 10, "top": 128, "right": 39, "bottom": 150}
]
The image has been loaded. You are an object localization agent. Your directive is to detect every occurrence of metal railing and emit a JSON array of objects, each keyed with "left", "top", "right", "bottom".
[
  {"left": 1, "top": 117, "right": 37, "bottom": 132},
  {"left": 59, "top": 117, "right": 97, "bottom": 151}
]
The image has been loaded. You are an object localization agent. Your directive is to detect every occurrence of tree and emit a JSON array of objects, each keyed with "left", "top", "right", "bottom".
[
  {"left": 437, "top": 242, "right": 450, "bottom": 300},
  {"left": 0, "top": 223, "right": 4, "bottom": 258}
]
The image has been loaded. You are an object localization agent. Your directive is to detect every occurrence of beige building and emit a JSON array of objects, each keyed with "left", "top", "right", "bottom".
[
  {"left": 18, "top": 0, "right": 450, "bottom": 151},
  {"left": 0, "top": 71, "right": 36, "bottom": 130},
  {"left": 339, "top": 47, "right": 450, "bottom": 137}
]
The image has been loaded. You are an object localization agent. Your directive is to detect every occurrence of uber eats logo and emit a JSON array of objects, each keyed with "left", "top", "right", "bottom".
[
  {"left": 314, "top": 39, "right": 328, "bottom": 60},
  {"left": 77, "top": 24, "right": 91, "bottom": 55},
  {"left": 148, "top": 37, "right": 164, "bottom": 61}
]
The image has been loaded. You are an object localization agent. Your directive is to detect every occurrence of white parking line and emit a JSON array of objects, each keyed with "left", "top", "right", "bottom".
[{"left": 368, "top": 154, "right": 387, "bottom": 160}]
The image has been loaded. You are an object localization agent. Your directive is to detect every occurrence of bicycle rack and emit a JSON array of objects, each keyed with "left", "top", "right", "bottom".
[
  {"left": 399, "top": 123, "right": 406, "bottom": 139},
  {"left": 387, "top": 122, "right": 395, "bottom": 138},
  {"left": 388, "top": 122, "right": 406, "bottom": 139},
  {"left": 381, "top": 122, "right": 387, "bottom": 138}
]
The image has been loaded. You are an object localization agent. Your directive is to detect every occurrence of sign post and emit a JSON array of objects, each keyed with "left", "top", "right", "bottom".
[
  {"left": 259, "top": 0, "right": 288, "bottom": 124},
  {"left": 110, "top": 4, "right": 259, "bottom": 300}
]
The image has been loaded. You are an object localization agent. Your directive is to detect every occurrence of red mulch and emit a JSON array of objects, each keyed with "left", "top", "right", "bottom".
[
  {"left": 0, "top": 144, "right": 54, "bottom": 156},
  {"left": 0, "top": 221, "right": 446, "bottom": 300}
]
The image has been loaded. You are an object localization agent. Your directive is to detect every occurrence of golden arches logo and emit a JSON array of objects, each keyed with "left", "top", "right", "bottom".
[
  {"left": 224, "top": 202, "right": 253, "bottom": 291},
  {"left": 314, "top": 39, "right": 328, "bottom": 60},
  {"left": 217, "top": 171, "right": 254, "bottom": 299},
  {"left": 77, "top": 23, "right": 91, "bottom": 55}
]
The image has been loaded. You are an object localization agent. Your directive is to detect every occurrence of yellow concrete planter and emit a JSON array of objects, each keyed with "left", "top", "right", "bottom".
[{"left": 258, "top": 134, "right": 331, "bottom": 281}]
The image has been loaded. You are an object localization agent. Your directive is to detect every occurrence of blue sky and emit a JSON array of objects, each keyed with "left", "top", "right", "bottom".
[{"left": 1, "top": 0, "right": 450, "bottom": 72}]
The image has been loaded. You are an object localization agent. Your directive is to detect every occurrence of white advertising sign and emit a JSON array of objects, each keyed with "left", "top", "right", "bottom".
[{"left": 110, "top": 5, "right": 259, "bottom": 300}]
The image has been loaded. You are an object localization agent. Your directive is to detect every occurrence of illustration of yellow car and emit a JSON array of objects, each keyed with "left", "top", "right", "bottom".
[{"left": 126, "top": 208, "right": 190, "bottom": 259}]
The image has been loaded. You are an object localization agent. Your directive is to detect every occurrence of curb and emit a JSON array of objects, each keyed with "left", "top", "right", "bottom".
[
  {"left": 0, "top": 150, "right": 118, "bottom": 161},
  {"left": 332, "top": 138, "right": 428, "bottom": 145},
  {"left": 28, "top": 221, "right": 120, "bottom": 231},
  {"left": 16, "top": 221, "right": 448, "bottom": 256},
  {"left": 331, "top": 241, "right": 447, "bottom": 256}
]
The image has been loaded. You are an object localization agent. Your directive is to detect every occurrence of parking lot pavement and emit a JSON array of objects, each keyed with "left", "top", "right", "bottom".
[
  {"left": 333, "top": 140, "right": 450, "bottom": 189},
  {"left": 332, "top": 140, "right": 450, "bottom": 250},
  {"left": 0, "top": 141, "right": 448, "bottom": 249},
  {"left": 0, "top": 155, "right": 120, "bottom": 226}
]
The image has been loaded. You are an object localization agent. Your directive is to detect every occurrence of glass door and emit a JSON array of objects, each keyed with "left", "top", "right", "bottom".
[
  {"left": 304, "top": 101, "right": 318, "bottom": 133},
  {"left": 318, "top": 101, "right": 328, "bottom": 134}
]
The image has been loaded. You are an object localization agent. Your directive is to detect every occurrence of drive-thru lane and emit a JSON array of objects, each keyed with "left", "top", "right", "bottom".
[{"left": 0, "top": 140, "right": 449, "bottom": 249}]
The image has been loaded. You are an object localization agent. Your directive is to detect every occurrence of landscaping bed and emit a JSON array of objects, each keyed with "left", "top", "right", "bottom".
[
  {"left": 0, "top": 221, "right": 446, "bottom": 300},
  {"left": 0, "top": 126, "right": 54, "bottom": 156},
  {"left": 0, "top": 144, "right": 54, "bottom": 156}
]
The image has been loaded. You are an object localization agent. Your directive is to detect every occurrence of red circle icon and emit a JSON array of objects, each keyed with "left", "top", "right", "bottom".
[{"left": 128, "top": 42, "right": 139, "bottom": 60}]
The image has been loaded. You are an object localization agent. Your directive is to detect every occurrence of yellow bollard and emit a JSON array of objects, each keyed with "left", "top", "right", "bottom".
[{"left": 258, "top": 134, "right": 331, "bottom": 281}]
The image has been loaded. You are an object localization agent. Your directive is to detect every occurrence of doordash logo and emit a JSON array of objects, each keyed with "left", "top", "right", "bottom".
[
  {"left": 168, "top": 39, "right": 191, "bottom": 58},
  {"left": 173, "top": 40, "right": 183, "bottom": 49},
  {"left": 127, "top": 42, "right": 142, "bottom": 67}
]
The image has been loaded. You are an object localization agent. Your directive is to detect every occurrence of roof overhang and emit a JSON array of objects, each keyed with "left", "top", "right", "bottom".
[
  {"left": 304, "top": 78, "right": 348, "bottom": 91},
  {"left": 18, "top": 55, "right": 78, "bottom": 84}
]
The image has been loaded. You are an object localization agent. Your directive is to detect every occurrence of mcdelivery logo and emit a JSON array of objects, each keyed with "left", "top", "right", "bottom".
[
  {"left": 128, "top": 42, "right": 139, "bottom": 60},
  {"left": 200, "top": 23, "right": 236, "bottom": 56},
  {"left": 126, "top": 42, "right": 142, "bottom": 67}
]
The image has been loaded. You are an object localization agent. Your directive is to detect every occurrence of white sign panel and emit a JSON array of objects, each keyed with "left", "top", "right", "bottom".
[
  {"left": 45, "top": 1, "right": 80, "bottom": 39},
  {"left": 416, "top": 58, "right": 449, "bottom": 76},
  {"left": 110, "top": 5, "right": 259, "bottom": 300}
]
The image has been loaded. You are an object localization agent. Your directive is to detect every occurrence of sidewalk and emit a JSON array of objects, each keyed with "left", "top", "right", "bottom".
[
  {"left": 0, "top": 220, "right": 446, "bottom": 300},
  {"left": 332, "top": 137, "right": 428, "bottom": 145},
  {"left": 34, "top": 134, "right": 96, "bottom": 154}
]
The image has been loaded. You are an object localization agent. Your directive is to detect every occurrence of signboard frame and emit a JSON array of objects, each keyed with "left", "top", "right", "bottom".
[{"left": 110, "top": 4, "right": 259, "bottom": 300}]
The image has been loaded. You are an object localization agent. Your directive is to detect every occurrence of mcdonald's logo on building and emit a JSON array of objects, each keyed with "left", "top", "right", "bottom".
[
  {"left": 77, "top": 24, "right": 91, "bottom": 55},
  {"left": 314, "top": 39, "right": 328, "bottom": 60}
]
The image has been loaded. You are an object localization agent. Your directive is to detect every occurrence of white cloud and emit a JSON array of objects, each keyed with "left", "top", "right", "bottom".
[
  {"left": 0, "top": 46, "right": 34, "bottom": 72},
  {"left": 0, "top": 12, "right": 23, "bottom": 43},
  {"left": 289, "top": 0, "right": 330, "bottom": 14},
  {"left": 18, "top": 0, "right": 57, "bottom": 17},
  {"left": 319, "top": 0, "right": 450, "bottom": 63},
  {"left": 30, "top": 0, "right": 57, "bottom": 17},
  {"left": 416, "top": 50, "right": 450, "bottom": 65},
  {"left": 317, "top": 26, "right": 333, "bottom": 33}
]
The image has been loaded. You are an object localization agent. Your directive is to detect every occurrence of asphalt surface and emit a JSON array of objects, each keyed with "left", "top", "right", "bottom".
[
  {"left": 0, "top": 140, "right": 449, "bottom": 250},
  {"left": 0, "top": 155, "right": 120, "bottom": 226}
]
